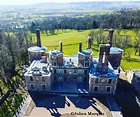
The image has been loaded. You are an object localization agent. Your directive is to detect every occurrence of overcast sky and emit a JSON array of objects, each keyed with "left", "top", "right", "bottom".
[{"left": 0, "top": 0, "right": 139, "bottom": 5}]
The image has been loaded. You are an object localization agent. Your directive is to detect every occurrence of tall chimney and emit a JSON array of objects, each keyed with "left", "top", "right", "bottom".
[
  {"left": 79, "top": 42, "right": 82, "bottom": 52},
  {"left": 87, "top": 36, "right": 92, "bottom": 49},
  {"left": 108, "top": 29, "right": 114, "bottom": 47},
  {"left": 60, "top": 41, "right": 62, "bottom": 52},
  {"left": 36, "top": 29, "right": 41, "bottom": 47}
]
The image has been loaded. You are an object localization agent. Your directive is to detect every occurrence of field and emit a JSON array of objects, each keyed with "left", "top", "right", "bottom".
[{"left": 38, "top": 29, "right": 140, "bottom": 70}]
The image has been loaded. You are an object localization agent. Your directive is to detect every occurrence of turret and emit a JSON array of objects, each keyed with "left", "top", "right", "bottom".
[
  {"left": 27, "top": 29, "right": 47, "bottom": 63},
  {"left": 49, "top": 42, "right": 63, "bottom": 66},
  {"left": 78, "top": 41, "right": 93, "bottom": 67}
]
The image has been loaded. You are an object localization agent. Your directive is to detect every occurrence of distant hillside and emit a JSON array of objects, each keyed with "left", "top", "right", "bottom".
[{"left": 0, "top": 1, "right": 140, "bottom": 13}]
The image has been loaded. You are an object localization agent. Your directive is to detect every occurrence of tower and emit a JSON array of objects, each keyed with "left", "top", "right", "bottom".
[
  {"left": 49, "top": 41, "right": 63, "bottom": 66},
  {"left": 78, "top": 37, "right": 93, "bottom": 67},
  {"left": 27, "top": 29, "right": 47, "bottom": 63}
]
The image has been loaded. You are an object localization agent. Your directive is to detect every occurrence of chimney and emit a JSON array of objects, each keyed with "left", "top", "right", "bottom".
[
  {"left": 60, "top": 41, "right": 62, "bottom": 52},
  {"left": 108, "top": 29, "right": 114, "bottom": 47},
  {"left": 87, "top": 36, "right": 92, "bottom": 49},
  {"left": 36, "top": 29, "right": 41, "bottom": 47},
  {"left": 79, "top": 42, "right": 82, "bottom": 52}
]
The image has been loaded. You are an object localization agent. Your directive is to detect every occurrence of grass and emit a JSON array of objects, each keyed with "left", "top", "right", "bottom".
[
  {"left": 40, "top": 29, "right": 91, "bottom": 55},
  {"left": 39, "top": 29, "right": 140, "bottom": 70}
]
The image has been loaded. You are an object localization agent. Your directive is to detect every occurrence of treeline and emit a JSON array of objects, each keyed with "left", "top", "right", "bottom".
[
  {"left": 0, "top": 30, "right": 33, "bottom": 116},
  {"left": 0, "top": 31, "right": 33, "bottom": 78},
  {"left": 29, "top": 9, "right": 140, "bottom": 34}
]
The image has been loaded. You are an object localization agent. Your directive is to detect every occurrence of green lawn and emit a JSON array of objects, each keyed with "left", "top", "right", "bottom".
[
  {"left": 40, "top": 29, "right": 91, "bottom": 55},
  {"left": 39, "top": 29, "right": 140, "bottom": 70}
]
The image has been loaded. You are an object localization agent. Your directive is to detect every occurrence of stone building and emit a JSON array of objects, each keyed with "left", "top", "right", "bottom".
[
  {"left": 127, "top": 69, "right": 140, "bottom": 95},
  {"left": 23, "top": 29, "right": 123, "bottom": 95}
]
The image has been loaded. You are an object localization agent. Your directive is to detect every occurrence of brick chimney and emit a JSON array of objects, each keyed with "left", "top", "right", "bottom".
[
  {"left": 87, "top": 36, "right": 92, "bottom": 49},
  {"left": 108, "top": 29, "right": 114, "bottom": 47},
  {"left": 96, "top": 44, "right": 110, "bottom": 73},
  {"left": 60, "top": 41, "right": 62, "bottom": 52},
  {"left": 36, "top": 29, "right": 41, "bottom": 47},
  {"left": 79, "top": 42, "right": 82, "bottom": 52}
]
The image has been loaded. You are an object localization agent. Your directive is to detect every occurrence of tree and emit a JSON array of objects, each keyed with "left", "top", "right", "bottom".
[
  {"left": 92, "top": 20, "right": 98, "bottom": 29},
  {"left": 133, "top": 29, "right": 140, "bottom": 56}
]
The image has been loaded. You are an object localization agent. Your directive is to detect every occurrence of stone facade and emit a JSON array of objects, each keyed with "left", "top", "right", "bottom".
[
  {"left": 127, "top": 69, "right": 140, "bottom": 95},
  {"left": 23, "top": 29, "right": 122, "bottom": 95}
]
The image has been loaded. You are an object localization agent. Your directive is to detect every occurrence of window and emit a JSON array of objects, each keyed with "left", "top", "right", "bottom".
[
  {"left": 42, "top": 85, "right": 46, "bottom": 90},
  {"left": 114, "top": 61, "right": 117, "bottom": 65},
  {"left": 64, "top": 70, "right": 66, "bottom": 74},
  {"left": 102, "top": 52, "right": 106, "bottom": 63},
  {"left": 31, "top": 84, "right": 34, "bottom": 89},
  {"left": 84, "top": 63, "right": 86, "bottom": 67},
  {"left": 36, "top": 77, "right": 39, "bottom": 82},
  {"left": 84, "top": 77, "right": 86, "bottom": 82},
  {"left": 108, "top": 79, "right": 112, "bottom": 84},
  {"left": 64, "top": 77, "right": 67, "bottom": 82},
  {"left": 42, "top": 77, "right": 45, "bottom": 81},
  {"left": 95, "top": 79, "right": 98, "bottom": 83},
  {"left": 69, "top": 70, "right": 72, "bottom": 74},
  {"left": 94, "top": 86, "right": 98, "bottom": 92},
  {"left": 107, "top": 87, "right": 111, "bottom": 93},
  {"left": 54, "top": 69, "right": 56, "bottom": 73},
  {"left": 54, "top": 62, "right": 56, "bottom": 66},
  {"left": 74, "top": 70, "right": 76, "bottom": 74},
  {"left": 54, "top": 76, "right": 56, "bottom": 81},
  {"left": 30, "top": 76, "right": 33, "bottom": 81},
  {"left": 74, "top": 77, "right": 76, "bottom": 81},
  {"left": 84, "top": 70, "right": 87, "bottom": 75}
]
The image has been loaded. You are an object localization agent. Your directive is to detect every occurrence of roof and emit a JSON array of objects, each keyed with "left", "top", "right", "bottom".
[
  {"left": 51, "top": 50, "right": 62, "bottom": 55},
  {"left": 78, "top": 49, "right": 93, "bottom": 56},
  {"left": 89, "top": 58, "right": 118, "bottom": 79},
  {"left": 28, "top": 46, "right": 47, "bottom": 52},
  {"left": 110, "top": 47, "right": 123, "bottom": 54},
  {"left": 24, "top": 60, "right": 50, "bottom": 76},
  {"left": 63, "top": 56, "right": 78, "bottom": 68}
]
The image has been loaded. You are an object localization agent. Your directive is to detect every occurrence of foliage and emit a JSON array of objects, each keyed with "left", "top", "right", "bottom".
[
  {"left": 28, "top": 9, "right": 140, "bottom": 35},
  {"left": 0, "top": 30, "right": 33, "bottom": 78}
]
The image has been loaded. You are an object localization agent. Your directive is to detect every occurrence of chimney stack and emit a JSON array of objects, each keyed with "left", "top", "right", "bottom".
[
  {"left": 36, "top": 29, "right": 41, "bottom": 47},
  {"left": 60, "top": 41, "right": 62, "bottom": 52},
  {"left": 108, "top": 29, "right": 114, "bottom": 47},
  {"left": 87, "top": 36, "right": 92, "bottom": 49},
  {"left": 79, "top": 42, "right": 82, "bottom": 52}
]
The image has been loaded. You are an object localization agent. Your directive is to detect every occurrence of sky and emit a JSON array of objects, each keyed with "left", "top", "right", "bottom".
[{"left": 0, "top": 0, "right": 139, "bottom": 5}]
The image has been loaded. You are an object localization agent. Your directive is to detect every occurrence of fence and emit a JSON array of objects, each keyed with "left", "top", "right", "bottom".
[{"left": 14, "top": 93, "right": 32, "bottom": 117}]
